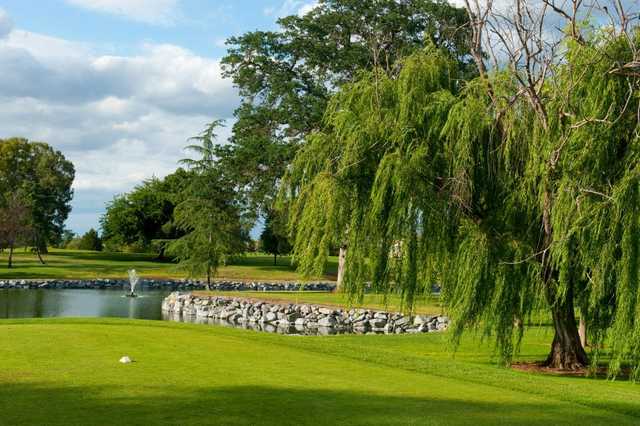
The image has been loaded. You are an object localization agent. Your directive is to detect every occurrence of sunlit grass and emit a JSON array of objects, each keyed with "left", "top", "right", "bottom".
[
  {"left": 0, "top": 318, "right": 638, "bottom": 425},
  {"left": 0, "top": 249, "right": 337, "bottom": 281}
]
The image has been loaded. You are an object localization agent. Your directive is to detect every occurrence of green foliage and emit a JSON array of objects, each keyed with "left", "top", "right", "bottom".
[
  {"left": 259, "top": 210, "right": 292, "bottom": 264},
  {"left": 168, "top": 122, "right": 248, "bottom": 285},
  {"left": 284, "top": 31, "right": 640, "bottom": 376},
  {"left": 55, "top": 229, "right": 76, "bottom": 249},
  {"left": 77, "top": 229, "right": 103, "bottom": 252},
  {"left": 0, "top": 138, "right": 75, "bottom": 251},
  {"left": 219, "top": 0, "right": 473, "bottom": 214},
  {"left": 100, "top": 169, "right": 191, "bottom": 254}
]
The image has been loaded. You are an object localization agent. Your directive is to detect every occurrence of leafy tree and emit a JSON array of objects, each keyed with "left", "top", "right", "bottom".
[
  {"left": 100, "top": 169, "right": 191, "bottom": 256},
  {"left": 168, "top": 121, "right": 248, "bottom": 289},
  {"left": 260, "top": 210, "right": 291, "bottom": 265},
  {"left": 283, "top": 22, "right": 640, "bottom": 378},
  {"left": 0, "top": 138, "right": 74, "bottom": 261},
  {"left": 219, "top": 0, "right": 473, "bottom": 215},
  {"left": 78, "top": 229, "right": 102, "bottom": 251},
  {"left": 0, "top": 193, "right": 32, "bottom": 268},
  {"left": 56, "top": 229, "right": 76, "bottom": 249}
]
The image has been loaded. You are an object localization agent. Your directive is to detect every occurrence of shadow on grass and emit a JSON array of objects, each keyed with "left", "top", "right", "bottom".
[{"left": 0, "top": 383, "right": 630, "bottom": 426}]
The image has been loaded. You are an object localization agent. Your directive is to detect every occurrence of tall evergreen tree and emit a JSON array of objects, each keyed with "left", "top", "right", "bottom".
[{"left": 168, "top": 121, "right": 248, "bottom": 289}]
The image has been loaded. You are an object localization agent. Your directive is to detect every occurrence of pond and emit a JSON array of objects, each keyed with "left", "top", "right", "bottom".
[
  {"left": 0, "top": 289, "right": 170, "bottom": 320},
  {"left": 0, "top": 289, "right": 354, "bottom": 335}
]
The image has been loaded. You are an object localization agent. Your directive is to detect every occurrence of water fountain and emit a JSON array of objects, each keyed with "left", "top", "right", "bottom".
[{"left": 126, "top": 269, "right": 139, "bottom": 298}]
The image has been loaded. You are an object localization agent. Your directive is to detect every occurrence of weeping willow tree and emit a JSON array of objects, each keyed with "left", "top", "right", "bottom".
[{"left": 281, "top": 21, "right": 640, "bottom": 376}]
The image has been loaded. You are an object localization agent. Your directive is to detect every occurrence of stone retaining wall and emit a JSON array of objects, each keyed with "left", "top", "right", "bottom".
[
  {"left": 162, "top": 292, "right": 449, "bottom": 335},
  {"left": 0, "top": 279, "right": 335, "bottom": 292}
]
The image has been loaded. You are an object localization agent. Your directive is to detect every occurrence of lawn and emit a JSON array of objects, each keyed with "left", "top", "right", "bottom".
[
  {"left": 1, "top": 318, "right": 638, "bottom": 425},
  {"left": 0, "top": 249, "right": 337, "bottom": 281}
]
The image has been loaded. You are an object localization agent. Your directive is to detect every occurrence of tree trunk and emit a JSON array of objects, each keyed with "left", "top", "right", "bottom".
[
  {"left": 336, "top": 245, "right": 347, "bottom": 291},
  {"left": 273, "top": 253, "right": 277, "bottom": 266},
  {"left": 36, "top": 247, "right": 46, "bottom": 264},
  {"left": 206, "top": 269, "right": 211, "bottom": 291},
  {"left": 544, "top": 287, "right": 588, "bottom": 370},
  {"left": 540, "top": 190, "right": 587, "bottom": 370},
  {"left": 7, "top": 244, "right": 13, "bottom": 268}
]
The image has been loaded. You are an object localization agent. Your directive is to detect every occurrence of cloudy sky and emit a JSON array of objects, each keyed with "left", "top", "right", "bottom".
[{"left": 0, "top": 0, "right": 317, "bottom": 235}]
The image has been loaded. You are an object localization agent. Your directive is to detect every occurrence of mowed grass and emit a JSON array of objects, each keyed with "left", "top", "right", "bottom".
[
  {"left": 1, "top": 318, "right": 639, "bottom": 425},
  {"left": 0, "top": 249, "right": 337, "bottom": 281},
  {"left": 195, "top": 290, "right": 444, "bottom": 315}
]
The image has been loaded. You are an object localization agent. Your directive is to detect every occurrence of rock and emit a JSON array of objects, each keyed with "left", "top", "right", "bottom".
[
  {"left": 395, "top": 316, "right": 411, "bottom": 327},
  {"left": 413, "top": 315, "right": 432, "bottom": 325},
  {"left": 318, "top": 316, "right": 337, "bottom": 327},
  {"left": 369, "top": 319, "right": 387, "bottom": 328},
  {"left": 264, "top": 312, "right": 277, "bottom": 322},
  {"left": 318, "top": 307, "right": 334, "bottom": 315},
  {"left": 119, "top": 356, "right": 133, "bottom": 364}
]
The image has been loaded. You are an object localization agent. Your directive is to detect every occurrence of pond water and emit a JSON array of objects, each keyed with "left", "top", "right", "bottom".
[
  {"left": 0, "top": 289, "right": 170, "bottom": 320},
  {"left": 0, "top": 289, "right": 395, "bottom": 335},
  {"left": 0, "top": 289, "right": 351, "bottom": 335}
]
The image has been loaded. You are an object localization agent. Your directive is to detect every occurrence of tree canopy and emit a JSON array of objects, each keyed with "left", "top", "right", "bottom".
[
  {"left": 168, "top": 122, "right": 249, "bottom": 288},
  {"left": 0, "top": 138, "right": 75, "bottom": 259},
  {"left": 100, "top": 168, "right": 191, "bottom": 255},
  {"left": 219, "top": 0, "right": 473, "bottom": 214},
  {"left": 260, "top": 209, "right": 292, "bottom": 265},
  {"left": 282, "top": 14, "right": 640, "bottom": 379}
]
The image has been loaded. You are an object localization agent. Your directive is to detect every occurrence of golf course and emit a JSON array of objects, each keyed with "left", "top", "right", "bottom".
[
  {"left": 2, "top": 318, "right": 640, "bottom": 425},
  {"left": 3, "top": 0, "right": 640, "bottom": 424},
  {"left": 1, "top": 251, "right": 639, "bottom": 425}
]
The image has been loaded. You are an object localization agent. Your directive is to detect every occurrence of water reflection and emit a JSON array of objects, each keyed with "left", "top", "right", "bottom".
[
  {"left": 0, "top": 289, "right": 170, "bottom": 320},
  {"left": 1, "top": 290, "right": 387, "bottom": 336},
  {"left": 162, "top": 312, "right": 381, "bottom": 336}
]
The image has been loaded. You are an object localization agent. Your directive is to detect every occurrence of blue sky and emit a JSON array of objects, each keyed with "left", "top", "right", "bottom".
[{"left": 0, "top": 0, "right": 317, "bottom": 235}]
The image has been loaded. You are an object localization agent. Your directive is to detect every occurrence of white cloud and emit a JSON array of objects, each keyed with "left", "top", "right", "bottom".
[
  {"left": 297, "top": 1, "right": 318, "bottom": 16},
  {"left": 265, "top": 0, "right": 318, "bottom": 17},
  {"left": 0, "top": 27, "right": 238, "bottom": 233},
  {"left": 0, "top": 8, "right": 12, "bottom": 39},
  {"left": 65, "top": 0, "right": 180, "bottom": 25}
]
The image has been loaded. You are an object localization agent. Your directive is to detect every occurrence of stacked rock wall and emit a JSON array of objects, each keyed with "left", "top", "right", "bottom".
[
  {"left": 162, "top": 292, "right": 449, "bottom": 335},
  {"left": 0, "top": 279, "right": 335, "bottom": 292}
]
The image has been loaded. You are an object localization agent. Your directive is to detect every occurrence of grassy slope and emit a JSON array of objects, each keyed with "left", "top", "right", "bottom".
[
  {"left": 194, "top": 290, "right": 444, "bottom": 315},
  {"left": 1, "top": 318, "right": 639, "bottom": 425},
  {"left": 0, "top": 249, "right": 337, "bottom": 281}
]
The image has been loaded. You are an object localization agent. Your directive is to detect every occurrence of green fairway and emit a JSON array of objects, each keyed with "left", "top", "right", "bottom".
[
  {"left": 0, "top": 249, "right": 337, "bottom": 281},
  {"left": 1, "top": 318, "right": 638, "bottom": 425}
]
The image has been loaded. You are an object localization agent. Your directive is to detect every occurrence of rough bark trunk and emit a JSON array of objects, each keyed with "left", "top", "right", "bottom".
[
  {"left": 336, "top": 245, "right": 347, "bottom": 291},
  {"left": 544, "top": 285, "right": 588, "bottom": 369},
  {"left": 8, "top": 244, "right": 13, "bottom": 268},
  {"left": 206, "top": 268, "right": 211, "bottom": 291},
  {"left": 545, "top": 306, "right": 588, "bottom": 369},
  {"left": 274, "top": 253, "right": 277, "bottom": 266}
]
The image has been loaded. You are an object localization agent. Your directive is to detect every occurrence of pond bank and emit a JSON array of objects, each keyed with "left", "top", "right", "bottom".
[
  {"left": 162, "top": 292, "right": 449, "bottom": 335},
  {"left": 0, "top": 279, "right": 335, "bottom": 292}
]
